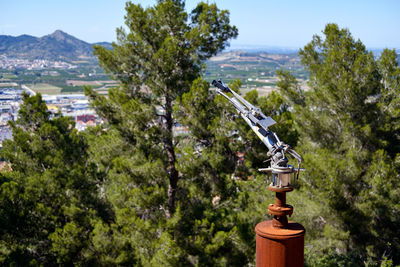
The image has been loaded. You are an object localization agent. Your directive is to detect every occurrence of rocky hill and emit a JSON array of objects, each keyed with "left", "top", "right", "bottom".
[{"left": 0, "top": 30, "right": 111, "bottom": 60}]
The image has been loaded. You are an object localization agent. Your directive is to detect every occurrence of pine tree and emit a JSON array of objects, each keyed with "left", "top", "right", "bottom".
[
  {"left": 278, "top": 24, "right": 400, "bottom": 265},
  {"left": 89, "top": 0, "right": 237, "bottom": 219}
]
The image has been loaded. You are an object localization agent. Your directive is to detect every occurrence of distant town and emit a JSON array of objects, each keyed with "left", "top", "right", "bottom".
[
  {"left": 0, "top": 86, "right": 101, "bottom": 147},
  {"left": 0, "top": 55, "right": 77, "bottom": 70}
]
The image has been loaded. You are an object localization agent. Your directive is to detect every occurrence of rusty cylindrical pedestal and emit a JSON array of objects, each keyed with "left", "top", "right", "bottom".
[{"left": 255, "top": 186, "right": 305, "bottom": 267}]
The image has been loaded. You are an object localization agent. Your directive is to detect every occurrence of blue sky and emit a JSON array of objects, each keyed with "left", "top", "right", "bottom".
[{"left": 1, "top": 0, "right": 399, "bottom": 49}]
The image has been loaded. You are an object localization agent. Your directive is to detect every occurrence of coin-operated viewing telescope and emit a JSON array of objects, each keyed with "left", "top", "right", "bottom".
[
  {"left": 211, "top": 80, "right": 303, "bottom": 190},
  {"left": 212, "top": 80, "right": 306, "bottom": 267}
]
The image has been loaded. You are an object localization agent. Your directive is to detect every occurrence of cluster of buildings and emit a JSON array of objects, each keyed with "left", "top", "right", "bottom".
[
  {"left": 0, "top": 87, "right": 102, "bottom": 147},
  {"left": 44, "top": 94, "right": 103, "bottom": 131},
  {"left": 0, "top": 88, "right": 22, "bottom": 146},
  {"left": 0, "top": 55, "right": 76, "bottom": 70}
]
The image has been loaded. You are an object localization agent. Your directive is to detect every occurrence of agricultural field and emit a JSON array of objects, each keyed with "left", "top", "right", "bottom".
[
  {"left": 26, "top": 83, "right": 62, "bottom": 95},
  {"left": 0, "top": 64, "right": 114, "bottom": 94},
  {"left": 1, "top": 73, "right": 18, "bottom": 79},
  {"left": 0, "top": 82, "right": 18, "bottom": 87},
  {"left": 204, "top": 51, "right": 309, "bottom": 95}
]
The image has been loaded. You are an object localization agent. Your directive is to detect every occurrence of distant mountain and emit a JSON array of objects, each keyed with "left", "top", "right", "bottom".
[
  {"left": 93, "top": 41, "right": 113, "bottom": 50},
  {"left": 0, "top": 30, "right": 112, "bottom": 60}
]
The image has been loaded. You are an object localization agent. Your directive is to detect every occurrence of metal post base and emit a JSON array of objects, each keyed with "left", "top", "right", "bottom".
[{"left": 255, "top": 221, "right": 305, "bottom": 267}]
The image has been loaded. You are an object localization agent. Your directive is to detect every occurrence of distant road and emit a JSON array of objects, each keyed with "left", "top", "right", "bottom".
[{"left": 21, "top": 85, "right": 36, "bottom": 96}]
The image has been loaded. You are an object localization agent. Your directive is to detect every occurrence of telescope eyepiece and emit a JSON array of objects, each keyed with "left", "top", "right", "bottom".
[{"left": 212, "top": 80, "right": 230, "bottom": 93}]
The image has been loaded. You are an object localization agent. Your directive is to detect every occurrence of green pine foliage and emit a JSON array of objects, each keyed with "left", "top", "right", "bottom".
[
  {"left": 277, "top": 24, "right": 400, "bottom": 265},
  {"left": 0, "top": 93, "right": 111, "bottom": 265}
]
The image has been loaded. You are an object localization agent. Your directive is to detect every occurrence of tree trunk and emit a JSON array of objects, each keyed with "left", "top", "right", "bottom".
[{"left": 163, "top": 94, "right": 179, "bottom": 219}]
